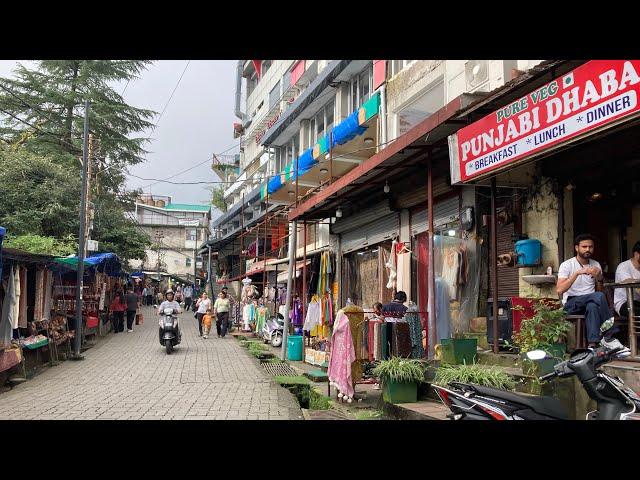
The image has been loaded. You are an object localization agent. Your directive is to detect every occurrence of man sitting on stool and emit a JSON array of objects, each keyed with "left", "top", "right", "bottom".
[
  {"left": 557, "top": 233, "right": 618, "bottom": 349},
  {"left": 614, "top": 240, "right": 640, "bottom": 319}
]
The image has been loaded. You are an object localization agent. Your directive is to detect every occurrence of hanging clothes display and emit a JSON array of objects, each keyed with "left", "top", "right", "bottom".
[
  {"left": 0, "top": 266, "right": 17, "bottom": 348},
  {"left": 243, "top": 303, "right": 255, "bottom": 331},
  {"left": 386, "top": 239, "right": 398, "bottom": 290},
  {"left": 43, "top": 270, "right": 54, "bottom": 321},
  {"left": 303, "top": 295, "right": 321, "bottom": 333},
  {"left": 406, "top": 303, "right": 425, "bottom": 359},
  {"left": 290, "top": 297, "right": 303, "bottom": 327},
  {"left": 442, "top": 247, "right": 459, "bottom": 300},
  {"left": 391, "top": 322, "right": 413, "bottom": 358},
  {"left": 327, "top": 309, "right": 356, "bottom": 401},
  {"left": 34, "top": 268, "right": 45, "bottom": 322},
  {"left": 12, "top": 265, "right": 20, "bottom": 330},
  {"left": 429, "top": 277, "right": 451, "bottom": 342},
  {"left": 18, "top": 267, "right": 27, "bottom": 328},
  {"left": 255, "top": 305, "right": 268, "bottom": 334}
]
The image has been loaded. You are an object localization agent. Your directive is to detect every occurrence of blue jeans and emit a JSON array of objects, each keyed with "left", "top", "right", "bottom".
[{"left": 564, "top": 292, "right": 612, "bottom": 343}]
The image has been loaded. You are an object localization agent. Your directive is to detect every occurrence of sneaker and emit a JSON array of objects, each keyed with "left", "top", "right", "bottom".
[
  {"left": 600, "top": 337, "right": 631, "bottom": 357},
  {"left": 127, "top": 329, "right": 133, "bottom": 333},
  {"left": 203, "top": 335, "right": 208, "bottom": 339}
]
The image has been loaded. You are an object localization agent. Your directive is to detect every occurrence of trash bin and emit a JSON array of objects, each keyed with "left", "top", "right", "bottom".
[{"left": 287, "top": 335, "right": 303, "bottom": 361}]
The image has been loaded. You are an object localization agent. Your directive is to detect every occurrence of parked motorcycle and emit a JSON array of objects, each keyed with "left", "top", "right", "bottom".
[
  {"left": 433, "top": 336, "right": 640, "bottom": 420},
  {"left": 262, "top": 313, "right": 284, "bottom": 347},
  {"left": 159, "top": 307, "right": 181, "bottom": 354}
]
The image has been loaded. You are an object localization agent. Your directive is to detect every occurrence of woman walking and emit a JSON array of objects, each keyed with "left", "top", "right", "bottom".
[
  {"left": 195, "top": 292, "right": 211, "bottom": 337},
  {"left": 214, "top": 290, "right": 231, "bottom": 338},
  {"left": 109, "top": 292, "right": 126, "bottom": 333}
]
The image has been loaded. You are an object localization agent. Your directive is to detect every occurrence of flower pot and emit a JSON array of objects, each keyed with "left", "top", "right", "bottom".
[
  {"left": 441, "top": 338, "right": 477, "bottom": 364},
  {"left": 382, "top": 381, "right": 418, "bottom": 404}
]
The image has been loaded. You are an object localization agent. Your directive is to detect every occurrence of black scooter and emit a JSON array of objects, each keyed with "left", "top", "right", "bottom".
[
  {"left": 433, "top": 329, "right": 640, "bottom": 420},
  {"left": 159, "top": 307, "right": 181, "bottom": 354}
]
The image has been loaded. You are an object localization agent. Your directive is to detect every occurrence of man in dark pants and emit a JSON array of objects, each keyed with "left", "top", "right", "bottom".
[
  {"left": 381, "top": 291, "right": 408, "bottom": 359},
  {"left": 124, "top": 287, "right": 139, "bottom": 333},
  {"left": 614, "top": 240, "right": 640, "bottom": 319},
  {"left": 557, "top": 234, "right": 627, "bottom": 352}
]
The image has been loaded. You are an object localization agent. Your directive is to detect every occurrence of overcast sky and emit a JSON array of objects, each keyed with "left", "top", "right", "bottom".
[{"left": 0, "top": 60, "right": 237, "bottom": 209}]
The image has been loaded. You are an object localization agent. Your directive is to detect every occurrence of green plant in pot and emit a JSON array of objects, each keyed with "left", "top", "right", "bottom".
[
  {"left": 373, "top": 357, "right": 424, "bottom": 404},
  {"left": 511, "top": 300, "right": 572, "bottom": 376},
  {"left": 440, "top": 330, "right": 478, "bottom": 365},
  {"left": 434, "top": 363, "right": 515, "bottom": 391}
]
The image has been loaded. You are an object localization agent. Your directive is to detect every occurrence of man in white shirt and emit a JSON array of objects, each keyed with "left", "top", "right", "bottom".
[
  {"left": 614, "top": 241, "right": 640, "bottom": 318},
  {"left": 557, "top": 234, "right": 613, "bottom": 347}
]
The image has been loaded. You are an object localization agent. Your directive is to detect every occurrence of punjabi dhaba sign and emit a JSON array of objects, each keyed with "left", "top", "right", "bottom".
[{"left": 448, "top": 60, "right": 640, "bottom": 184}]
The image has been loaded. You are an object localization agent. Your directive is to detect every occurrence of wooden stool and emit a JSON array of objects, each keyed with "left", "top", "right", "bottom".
[{"left": 566, "top": 314, "right": 586, "bottom": 350}]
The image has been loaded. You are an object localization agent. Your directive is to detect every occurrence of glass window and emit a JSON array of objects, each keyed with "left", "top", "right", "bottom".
[
  {"left": 186, "top": 257, "right": 192, "bottom": 267},
  {"left": 316, "top": 110, "right": 324, "bottom": 140},
  {"left": 358, "top": 68, "right": 370, "bottom": 107},
  {"left": 269, "top": 80, "right": 280, "bottom": 109},
  {"left": 262, "top": 60, "right": 272, "bottom": 74},
  {"left": 310, "top": 117, "right": 316, "bottom": 144},
  {"left": 325, "top": 100, "right": 335, "bottom": 136},
  {"left": 186, "top": 228, "right": 197, "bottom": 241},
  {"left": 351, "top": 79, "right": 358, "bottom": 111}
]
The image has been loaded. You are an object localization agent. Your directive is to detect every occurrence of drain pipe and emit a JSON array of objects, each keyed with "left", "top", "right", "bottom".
[
  {"left": 235, "top": 60, "right": 246, "bottom": 123},
  {"left": 379, "top": 84, "right": 388, "bottom": 149},
  {"left": 280, "top": 221, "right": 298, "bottom": 360}
]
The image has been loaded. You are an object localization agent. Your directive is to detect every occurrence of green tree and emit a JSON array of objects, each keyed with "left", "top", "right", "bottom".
[
  {"left": 0, "top": 61, "right": 156, "bottom": 263},
  {"left": 210, "top": 184, "right": 227, "bottom": 213}
]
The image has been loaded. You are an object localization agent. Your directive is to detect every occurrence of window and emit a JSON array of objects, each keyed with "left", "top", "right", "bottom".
[
  {"left": 395, "top": 78, "right": 444, "bottom": 136},
  {"left": 350, "top": 64, "right": 373, "bottom": 111},
  {"left": 269, "top": 80, "right": 280, "bottom": 109},
  {"left": 262, "top": 60, "right": 272, "bottom": 75},
  {"left": 309, "top": 117, "right": 316, "bottom": 145},
  {"left": 391, "top": 60, "right": 416, "bottom": 77},
  {"left": 186, "top": 257, "right": 192, "bottom": 267},
  {"left": 246, "top": 71, "right": 258, "bottom": 98},
  {"left": 325, "top": 99, "right": 335, "bottom": 135},
  {"left": 186, "top": 228, "right": 197, "bottom": 241},
  {"left": 315, "top": 109, "right": 325, "bottom": 140}
]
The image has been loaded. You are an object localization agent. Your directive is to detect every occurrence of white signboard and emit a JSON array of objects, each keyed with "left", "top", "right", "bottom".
[{"left": 87, "top": 239, "right": 99, "bottom": 251}]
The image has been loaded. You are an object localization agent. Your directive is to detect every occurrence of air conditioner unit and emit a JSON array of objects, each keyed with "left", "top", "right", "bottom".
[{"left": 465, "top": 60, "right": 490, "bottom": 92}]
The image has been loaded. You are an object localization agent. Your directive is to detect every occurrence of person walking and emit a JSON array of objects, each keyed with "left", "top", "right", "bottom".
[
  {"left": 183, "top": 284, "right": 194, "bottom": 311},
  {"left": 124, "top": 287, "right": 139, "bottom": 333},
  {"left": 142, "top": 285, "right": 148, "bottom": 306},
  {"left": 214, "top": 289, "right": 231, "bottom": 338},
  {"left": 109, "top": 292, "right": 126, "bottom": 333},
  {"left": 202, "top": 308, "right": 214, "bottom": 339},
  {"left": 195, "top": 292, "right": 211, "bottom": 337}
]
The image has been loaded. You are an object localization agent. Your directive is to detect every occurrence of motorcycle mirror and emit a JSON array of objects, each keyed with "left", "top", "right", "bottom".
[
  {"left": 526, "top": 350, "right": 547, "bottom": 360},
  {"left": 600, "top": 318, "right": 615, "bottom": 333}
]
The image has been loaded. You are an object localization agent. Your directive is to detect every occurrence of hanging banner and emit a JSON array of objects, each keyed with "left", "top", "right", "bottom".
[{"left": 449, "top": 60, "right": 640, "bottom": 184}]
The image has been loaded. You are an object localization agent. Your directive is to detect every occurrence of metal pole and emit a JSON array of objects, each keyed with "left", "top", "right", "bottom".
[
  {"left": 73, "top": 100, "right": 90, "bottom": 360},
  {"left": 491, "top": 177, "right": 499, "bottom": 354},
  {"left": 207, "top": 245, "right": 212, "bottom": 298},
  {"left": 329, "top": 131, "right": 333, "bottom": 184},
  {"left": 427, "top": 155, "right": 436, "bottom": 359},
  {"left": 281, "top": 220, "right": 297, "bottom": 360},
  {"left": 303, "top": 220, "right": 307, "bottom": 344}
]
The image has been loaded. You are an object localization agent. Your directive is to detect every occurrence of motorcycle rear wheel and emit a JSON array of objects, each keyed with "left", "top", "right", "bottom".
[{"left": 166, "top": 341, "right": 173, "bottom": 354}]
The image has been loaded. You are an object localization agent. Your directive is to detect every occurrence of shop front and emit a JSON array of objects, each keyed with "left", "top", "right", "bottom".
[{"left": 449, "top": 60, "right": 640, "bottom": 359}]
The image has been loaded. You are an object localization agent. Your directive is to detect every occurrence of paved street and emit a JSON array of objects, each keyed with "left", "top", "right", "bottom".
[{"left": 0, "top": 306, "right": 302, "bottom": 420}]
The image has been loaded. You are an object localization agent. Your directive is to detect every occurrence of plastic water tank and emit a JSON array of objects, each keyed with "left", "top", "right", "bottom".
[
  {"left": 515, "top": 239, "right": 542, "bottom": 267},
  {"left": 287, "top": 335, "right": 303, "bottom": 361}
]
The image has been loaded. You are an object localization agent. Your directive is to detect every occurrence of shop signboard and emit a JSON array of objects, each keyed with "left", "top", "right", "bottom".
[{"left": 449, "top": 60, "right": 640, "bottom": 184}]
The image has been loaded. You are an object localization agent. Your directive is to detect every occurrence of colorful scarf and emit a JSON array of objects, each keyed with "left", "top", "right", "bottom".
[{"left": 327, "top": 310, "right": 356, "bottom": 399}]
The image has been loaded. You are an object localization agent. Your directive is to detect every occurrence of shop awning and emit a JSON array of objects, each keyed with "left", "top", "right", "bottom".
[{"left": 53, "top": 252, "right": 121, "bottom": 276}]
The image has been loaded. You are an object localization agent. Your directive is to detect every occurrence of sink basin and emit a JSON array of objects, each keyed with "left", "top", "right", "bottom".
[{"left": 523, "top": 274, "right": 556, "bottom": 285}]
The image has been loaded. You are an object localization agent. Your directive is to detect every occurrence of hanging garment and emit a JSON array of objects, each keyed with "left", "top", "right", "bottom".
[
  {"left": 303, "top": 299, "right": 321, "bottom": 332},
  {"left": 386, "top": 239, "right": 398, "bottom": 290},
  {"left": 43, "top": 270, "right": 54, "bottom": 321},
  {"left": 243, "top": 303, "right": 255, "bottom": 330},
  {"left": 34, "top": 269, "right": 45, "bottom": 322},
  {"left": 290, "top": 299, "right": 303, "bottom": 327},
  {"left": 255, "top": 306, "right": 268, "bottom": 334},
  {"left": 12, "top": 266, "right": 20, "bottom": 329},
  {"left": 18, "top": 267, "right": 27, "bottom": 328},
  {"left": 392, "top": 322, "right": 413, "bottom": 358},
  {"left": 0, "top": 266, "right": 17, "bottom": 348},
  {"left": 380, "top": 321, "right": 389, "bottom": 360},
  {"left": 428, "top": 277, "right": 452, "bottom": 343},
  {"left": 442, "top": 248, "right": 459, "bottom": 300},
  {"left": 367, "top": 317, "right": 382, "bottom": 361},
  {"left": 327, "top": 309, "right": 356, "bottom": 400},
  {"left": 406, "top": 303, "right": 425, "bottom": 359}
]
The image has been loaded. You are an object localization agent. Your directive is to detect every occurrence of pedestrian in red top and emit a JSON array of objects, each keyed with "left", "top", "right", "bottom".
[{"left": 110, "top": 293, "right": 126, "bottom": 333}]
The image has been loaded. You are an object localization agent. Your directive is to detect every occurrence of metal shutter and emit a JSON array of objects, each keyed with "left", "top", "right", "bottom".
[
  {"left": 489, "top": 201, "right": 520, "bottom": 298},
  {"left": 331, "top": 201, "right": 393, "bottom": 235},
  {"left": 341, "top": 214, "right": 399, "bottom": 254},
  {"left": 410, "top": 195, "right": 460, "bottom": 236}
]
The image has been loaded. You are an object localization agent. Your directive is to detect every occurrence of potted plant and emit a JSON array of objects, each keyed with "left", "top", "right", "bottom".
[
  {"left": 433, "top": 363, "right": 515, "bottom": 391},
  {"left": 373, "top": 357, "right": 425, "bottom": 404},
  {"left": 440, "top": 330, "right": 478, "bottom": 365},
  {"left": 510, "top": 300, "right": 572, "bottom": 376}
]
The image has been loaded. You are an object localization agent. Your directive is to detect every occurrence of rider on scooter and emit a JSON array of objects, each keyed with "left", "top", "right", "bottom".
[{"left": 157, "top": 289, "right": 182, "bottom": 341}]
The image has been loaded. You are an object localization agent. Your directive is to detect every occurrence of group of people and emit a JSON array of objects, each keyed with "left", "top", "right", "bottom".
[
  {"left": 142, "top": 283, "right": 195, "bottom": 310},
  {"left": 157, "top": 287, "right": 234, "bottom": 340},
  {"left": 109, "top": 286, "right": 140, "bottom": 333},
  {"left": 556, "top": 233, "right": 636, "bottom": 353}
]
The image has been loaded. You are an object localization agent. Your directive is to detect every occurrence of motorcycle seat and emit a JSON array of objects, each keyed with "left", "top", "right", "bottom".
[{"left": 470, "top": 384, "right": 569, "bottom": 420}]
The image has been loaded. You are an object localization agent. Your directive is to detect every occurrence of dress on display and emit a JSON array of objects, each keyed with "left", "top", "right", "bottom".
[
  {"left": 327, "top": 309, "right": 356, "bottom": 400},
  {"left": 405, "top": 303, "right": 425, "bottom": 359},
  {"left": 303, "top": 297, "right": 321, "bottom": 333}
]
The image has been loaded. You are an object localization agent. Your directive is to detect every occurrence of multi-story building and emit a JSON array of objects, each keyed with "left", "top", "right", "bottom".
[{"left": 131, "top": 194, "right": 211, "bottom": 285}]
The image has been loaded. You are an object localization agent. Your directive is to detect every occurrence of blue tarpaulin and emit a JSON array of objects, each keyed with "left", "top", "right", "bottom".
[
  {"left": 331, "top": 110, "right": 368, "bottom": 146},
  {"left": 296, "top": 148, "right": 316, "bottom": 177},
  {"left": 53, "top": 252, "right": 122, "bottom": 277}
]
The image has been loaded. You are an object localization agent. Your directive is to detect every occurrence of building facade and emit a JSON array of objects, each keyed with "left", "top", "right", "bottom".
[{"left": 132, "top": 194, "right": 211, "bottom": 284}]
